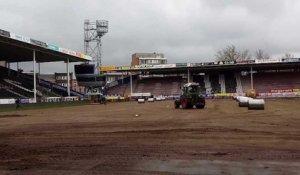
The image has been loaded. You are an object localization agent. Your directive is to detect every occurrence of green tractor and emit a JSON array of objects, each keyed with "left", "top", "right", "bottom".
[{"left": 174, "top": 82, "right": 205, "bottom": 109}]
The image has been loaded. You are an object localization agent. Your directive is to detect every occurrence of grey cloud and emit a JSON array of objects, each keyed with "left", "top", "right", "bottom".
[{"left": 1, "top": 0, "right": 300, "bottom": 73}]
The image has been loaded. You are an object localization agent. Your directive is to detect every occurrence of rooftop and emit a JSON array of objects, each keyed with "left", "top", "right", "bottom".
[{"left": 0, "top": 29, "right": 92, "bottom": 63}]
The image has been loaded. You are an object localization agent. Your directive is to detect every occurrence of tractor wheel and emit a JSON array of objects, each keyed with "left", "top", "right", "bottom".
[
  {"left": 196, "top": 104, "right": 205, "bottom": 109},
  {"left": 181, "top": 99, "right": 187, "bottom": 109},
  {"left": 174, "top": 100, "right": 180, "bottom": 109}
]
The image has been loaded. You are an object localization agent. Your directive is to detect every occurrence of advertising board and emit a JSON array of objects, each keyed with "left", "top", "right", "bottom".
[
  {"left": 152, "top": 64, "right": 176, "bottom": 68},
  {"left": 190, "top": 63, "right": 204, "bottom": 67},
  {"left": 10, "top": 33, "right": 30, "bottom": 43},
  {"left": 68, "top": 50, "right": 77, "bottom": 57},
  {"left": 130, "top": 93, "right": 151, "bottom": 97},
  {"left": 0, "top": 29, "right": 10, "bottom": 37},
  {"left": 214, "top": 93, "right": 233, "bottom": 97},
  {"left": 100, "top": 66, "right": 116, "bottom": 72},
  {"left": 176, "top": 63, "right": 187, "bottom": 67},
  {"left": 218, "top": 61, "right": 236, "bottom": 65},
  {"left": 0, "top": 99, "right": 15, "bottom": 104},
  {"left": 30, "top": 38, "right": 47, "bottom": 48},
  {"left": 58, "top": 47, "right": 92, "bottom": 60},
  {"left": 121, "top": 66, "right": 131, "bottom": 70},
  {"left": 86, "top": 87, "right": 102, "bottom": 95},
  {"left": 20, "top": 98, "right": 35, "bottom": 104},
  {"left": 293, "top": 89, "right": 300, "bottom": 93},
  {"left": 58, "top": 47, "right": 69, "bottom": 54},
  {"left": 258, "top": 92, "right": 300, "bottom": 98},
  {"left": 236, "top": 60, "right": 255, "bottom": 64},
  {"left": 202, "top": 62, "right": 215, "bottom": 65},
  {"left": 48, "top": 44, "right": 59, "bottom": 51},
  {"left": 133, "top": 64, "right": 154, "bottom": 69},
  {"left": 281, "top": 58, "right": 300, "bottom": 63},
  {"left": 255, "top": 58, "right": 281, "bottom": 64},
  {"left": 269, "top": 89, "right": 293, "bottom": 93},
  {"left": 85, "top": 55, "right": 92, "bottom": 61}
]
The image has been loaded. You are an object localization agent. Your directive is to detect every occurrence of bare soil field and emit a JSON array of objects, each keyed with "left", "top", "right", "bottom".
[{"left": 0, "top": 99, "right": 300, "bottom": 175}]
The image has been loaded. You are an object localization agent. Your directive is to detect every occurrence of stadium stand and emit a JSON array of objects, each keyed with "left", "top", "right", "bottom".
[
  {"left": 240, "top": 75, "right": 251, "bottom": 93},
  {"left": 0, "top": 66, "right": 84, "bottom": 99},
  {"left": 0, "top": 87, "right": 20, "bottom": 99},
  {"left": 105, "top": 70, "right": 300, "bottom": 97},
  {"left": 204, "top": 75, "right": 212, "bottom": 94},
  {"left": 0, "top": 67, "right": 35, "bottom": 98},
  {"left": 134, "top": 76, "right": 182, "bottom": 96},
  {"left": 224, "top": 73, "right": 238, "bottom": 93},
  {"left": 107, "top": 83, "right": 129, "bottom": 96},
  {"left": 252, "top": 72, "right": 300, "bottom": 93},
  {"left": 106, "top": 76, "right": 183, "bottom": 96},
  {"left": 210, "top": 74, "right": 221, "bottom": 94},
  {"left": 193, "top": 75, "right": 206, "bottom": 94},
  {"left": 235, "top": 73, "right": 243, "bottom": 93},
  {"left": 240, "top": 71, "right": 300, "bottom": 93},
  {"left": 0, "top": 79, "right": 35, "bottom": 98},
  {"left": 219, "top": 74, "right": 226, "bottom": 93}
]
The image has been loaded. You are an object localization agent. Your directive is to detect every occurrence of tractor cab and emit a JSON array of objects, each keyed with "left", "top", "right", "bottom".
[
  {"left": 182, "top": 82, "right": 201, "bottom": 96},
  {"left": 175, "top": 82, "right": 205, "bottom": 109}
]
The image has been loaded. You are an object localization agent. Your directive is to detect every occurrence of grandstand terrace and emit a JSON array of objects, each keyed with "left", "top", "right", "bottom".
[
  {"left": 1, "top": 28, "right": 300, "bottom": 102},
  {"left": 105, "top": 59, "right": 300, "bottom": 98},
  {"left": 0, "top": 29, "right": 91, "bottom": 103}
]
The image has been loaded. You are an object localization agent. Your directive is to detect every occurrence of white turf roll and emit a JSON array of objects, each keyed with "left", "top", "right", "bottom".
[
  {"left": 235, "top": 96, "right": 242, "bottom": 101},
  {"left": 238, "top": 97, "right": 251, "bottom": 107},
  {"left": 156, "top": 97, "right": 162, "bottom": 101},
  {"left": 138, "top": 99, "right": 145, "bottom": 103},
  {"left": 148, "top": 98, "right": 154, "bottom": 102},
  {"left": 248, "top": 99, "right": 265, "bottom": 110}
]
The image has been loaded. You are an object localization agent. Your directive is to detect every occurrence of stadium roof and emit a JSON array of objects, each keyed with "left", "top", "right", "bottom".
[
  {"left": 145, "top": 62, "right": 300, "bottom": 74},
  {"left": 111, "top": 61, "right": 300, "bottom": 74},
  {"left": 0, "top": 29, "right": 92, "bottom": 63}
]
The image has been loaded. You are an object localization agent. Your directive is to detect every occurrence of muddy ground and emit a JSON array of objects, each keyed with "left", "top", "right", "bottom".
[{"left": 0, "top": 99, "right": 300, "bottom": 175}]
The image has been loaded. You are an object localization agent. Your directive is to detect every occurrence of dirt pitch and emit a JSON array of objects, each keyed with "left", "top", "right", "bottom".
[{"left": 0, "top": 99, "right": 300, "bottom": 175}]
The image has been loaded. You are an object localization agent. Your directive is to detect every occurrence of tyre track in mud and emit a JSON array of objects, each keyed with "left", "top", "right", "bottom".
[{"left": 1, "top": 99, "right": 300, "bottom": 174}]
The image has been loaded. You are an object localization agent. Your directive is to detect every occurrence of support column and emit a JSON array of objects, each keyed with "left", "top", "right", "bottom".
[
  {"left": 121, "top": 72, "right": 124, "bottom": 85},
  {"left": 250, "top": 66, "right": 253, "bottom": 89},
  {"left": 33, "top": 50, "right": 37, "bottom": 103},
  {"left": 130, "top": 72, "right": 133, "bottom": 96},
  {"left": 7, "top": 62, "right": 11, "bottom": 76},
  {"left": 187, "top": 69, "right": 190, "bottom": 83},
  {"left": 67, "top": 58, "right": 70, "bottom": 97},
  {"left": 38, "top": 63, "right": 41, "bottom": 75}
]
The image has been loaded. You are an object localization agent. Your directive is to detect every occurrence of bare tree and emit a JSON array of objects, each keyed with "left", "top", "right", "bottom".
[
  {"left": 282, "top": 53, "right": 294, "bottom": 59},
  {"left": 239, "top": 50, "right": 252, "bottom": 60},
  {"left": 215, "top": 45, "right": 240, "bottom": 61},
  {"left": 255, "top": 49, "right": 270, "bottom": 60}
]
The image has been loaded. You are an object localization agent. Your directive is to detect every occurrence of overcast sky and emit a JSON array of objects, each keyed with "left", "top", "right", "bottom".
[{"left": 1, "top": 0, "right": 300, "bottom": 73}]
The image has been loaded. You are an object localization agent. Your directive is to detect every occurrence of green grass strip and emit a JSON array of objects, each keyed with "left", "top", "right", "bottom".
[{"left": 0, "top": 101, "right": 89, "bottom": 112}]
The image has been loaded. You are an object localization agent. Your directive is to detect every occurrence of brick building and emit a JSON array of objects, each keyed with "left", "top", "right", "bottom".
[
  {"left": 39, "top": 73, "right": 86, "bottom": 94},
  {"left": 131, "top": 53, "right": 167, "bottom": 66}
]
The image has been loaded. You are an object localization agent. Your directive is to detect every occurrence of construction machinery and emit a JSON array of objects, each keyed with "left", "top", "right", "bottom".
[{"left": 174, "top": 82, "right": 205, "bottom": 109}]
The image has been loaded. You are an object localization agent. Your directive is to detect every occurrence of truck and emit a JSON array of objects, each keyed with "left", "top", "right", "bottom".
[{"left": 174, "top": 82, "right": 205, "bottom": 109}]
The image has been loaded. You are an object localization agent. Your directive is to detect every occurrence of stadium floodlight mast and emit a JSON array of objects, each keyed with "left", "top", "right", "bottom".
[{"left": 84, "top": 19, "right": 108, "bottom": 74}]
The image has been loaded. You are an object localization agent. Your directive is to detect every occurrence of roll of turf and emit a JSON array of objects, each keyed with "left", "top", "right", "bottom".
[
  {"left": 248, "top": 99, "right": 265, "bottom": 110},
  {"left": 238, "top": 97, "right": 251, "bottom": 107}
]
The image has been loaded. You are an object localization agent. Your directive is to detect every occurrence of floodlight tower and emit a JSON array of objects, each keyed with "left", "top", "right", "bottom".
[{"left": 84, "top": 19, "right": 108, "bottom": 73}]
